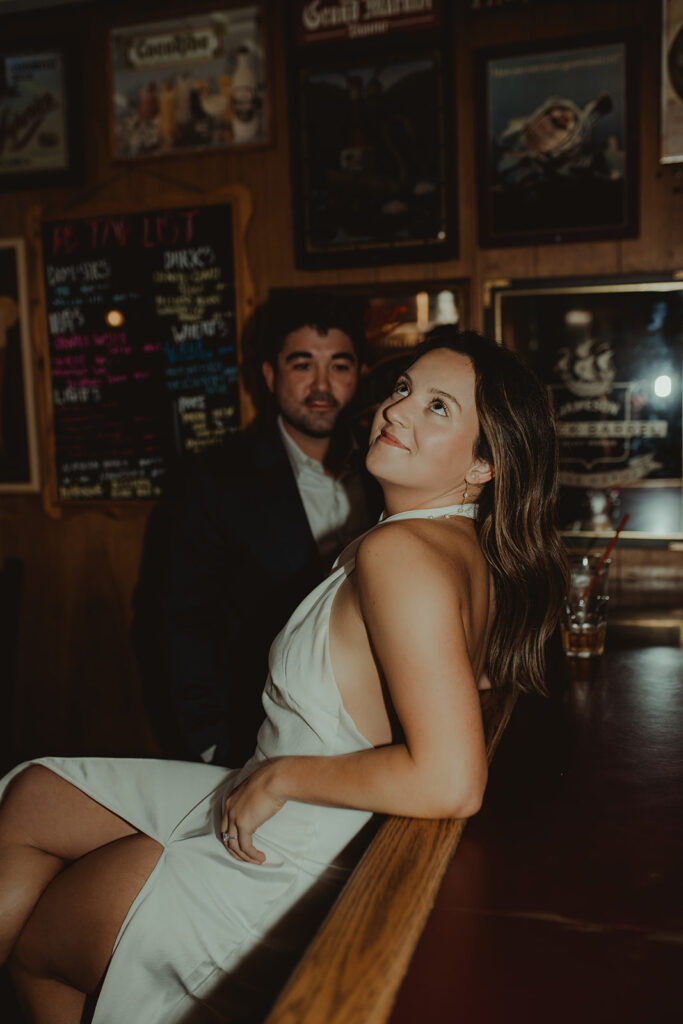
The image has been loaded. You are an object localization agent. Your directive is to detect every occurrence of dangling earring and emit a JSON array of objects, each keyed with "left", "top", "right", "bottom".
[{"left": 463, "top": 485, "right": 469, "bottom": 501}]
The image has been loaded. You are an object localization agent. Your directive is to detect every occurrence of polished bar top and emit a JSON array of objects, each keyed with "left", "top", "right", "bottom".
[{"left": 389, "top": 624, "right": 683, "bottom": 1024}]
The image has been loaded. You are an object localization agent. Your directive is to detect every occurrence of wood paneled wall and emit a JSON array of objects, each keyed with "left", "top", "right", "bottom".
[{"left": 0, "top": 0, "right": 681, "bottom": 759}]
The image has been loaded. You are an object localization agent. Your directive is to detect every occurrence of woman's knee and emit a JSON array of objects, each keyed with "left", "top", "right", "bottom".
[
  {"left": 0, "top": 766, "right": 137, "bottom": 860},
  {"left": 10, "top": 832, "right": 163, "bottom": 994}
]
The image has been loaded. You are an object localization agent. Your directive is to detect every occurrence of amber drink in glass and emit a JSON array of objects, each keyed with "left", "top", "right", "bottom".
[{"left": 561, "top": 554, "right": 610, "bottom": 658}]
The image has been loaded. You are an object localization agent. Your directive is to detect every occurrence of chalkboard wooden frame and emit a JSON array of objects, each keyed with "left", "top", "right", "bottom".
[
  {"left": 29, "top": 183, "right": 254, "bottom": 514},
  {"left": 0, "top": 237, "right": 40, "bottom": 493}
]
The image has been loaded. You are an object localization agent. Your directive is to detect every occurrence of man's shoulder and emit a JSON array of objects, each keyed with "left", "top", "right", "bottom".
[{"left": 188, "top": 423, "right": 288, "bottom": 483}]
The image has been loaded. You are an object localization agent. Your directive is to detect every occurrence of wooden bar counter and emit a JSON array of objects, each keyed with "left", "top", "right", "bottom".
[{"left": 388, "top": 619, "right": 683, "bottom": 1024}]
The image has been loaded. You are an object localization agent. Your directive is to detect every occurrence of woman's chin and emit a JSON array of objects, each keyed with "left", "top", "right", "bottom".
[
  {"left": 365, "top": 444, "right": 391, "bottom": 480},
  {"left": 366, "top": 457, "right": 404, "bottom": 492}
]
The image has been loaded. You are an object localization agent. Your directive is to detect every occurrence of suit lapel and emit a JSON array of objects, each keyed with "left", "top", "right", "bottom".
[{"left": 251, "top": 426, "right": 322, "bottom": 577}]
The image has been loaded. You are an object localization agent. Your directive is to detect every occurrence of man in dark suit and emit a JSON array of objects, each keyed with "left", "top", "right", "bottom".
[{"left": 151, "top": 292, "right": 381, "bottom": 766}]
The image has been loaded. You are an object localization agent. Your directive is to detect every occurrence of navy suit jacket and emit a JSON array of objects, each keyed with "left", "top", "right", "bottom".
[{"left": 153, "top": 423, "right": 381, "bottom": 766}]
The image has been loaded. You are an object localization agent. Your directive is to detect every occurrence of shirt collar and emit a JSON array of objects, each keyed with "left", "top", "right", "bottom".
[{"left": 277, "top": 416, "right": 326, "bottom": 479}]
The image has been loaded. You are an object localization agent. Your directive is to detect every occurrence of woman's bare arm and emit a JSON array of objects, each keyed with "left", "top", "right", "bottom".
[{"left": 222, "top": 522, "right": 488, "bottom": 863}]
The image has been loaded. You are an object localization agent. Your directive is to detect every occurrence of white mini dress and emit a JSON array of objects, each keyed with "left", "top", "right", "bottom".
[{"left": 0, "top": 502, "right": 476, "bottom": 1023}]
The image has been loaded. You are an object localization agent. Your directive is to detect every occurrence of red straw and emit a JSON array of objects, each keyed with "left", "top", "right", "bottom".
[{"left": 579, "top": 513, "right": 630, "bottom": 603}]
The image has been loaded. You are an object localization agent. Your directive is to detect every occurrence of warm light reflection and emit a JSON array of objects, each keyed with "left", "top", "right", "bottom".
[
  {"left": 105, "top": 309, "right": 125, "bottom": 328},
  {"left": 416, "top": 291, "right": 429, "bottom": 330},
  {"left": 564, "top": 309, "right": 593, "bottom": 326},
  {"left": 654, "top": 375, "right": 672, "bottom": 398},
  {"left": 436, "top": 290, "right": 458, "bottom": 324},
  {"left": 628, "top": 648, "right": 683, "bottom": 731}
]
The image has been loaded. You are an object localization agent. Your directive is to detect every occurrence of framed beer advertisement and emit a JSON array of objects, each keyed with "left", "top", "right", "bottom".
[
  {"left": 288, "top": 3, "right": 455, "bottom": 269},
  {"left": 109, "top": 5, "right": 269, "bottom": 160},
  {"left": 293, "top": 0, "right": 442, "bottom": 45},
  {"left": 290, "top": 48, "right": 455, "bottom": 269},
  {"left": 475, "top": 35, "right": 638, "bottom": 247},
  {"left": 0, "top": 45, "right": 81, "bottom": 190},
  {"left": 487, "top": 276, "right": 683, "bottom": 542},
  {"left": 0, "top": 238, "right": 40, "bottom": 493},
  {"left": 661, "top": 0, "right": 683, "bottom": 163}
]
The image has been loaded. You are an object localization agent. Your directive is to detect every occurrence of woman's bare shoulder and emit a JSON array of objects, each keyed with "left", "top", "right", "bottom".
[{"left": 355, "top": 518, "right": 476, "bottom": 596}]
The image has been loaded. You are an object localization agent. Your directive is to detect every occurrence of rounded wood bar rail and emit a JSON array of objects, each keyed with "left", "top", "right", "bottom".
[{"left": 265, "top": 689, "right": 516, "bottom": 1024}]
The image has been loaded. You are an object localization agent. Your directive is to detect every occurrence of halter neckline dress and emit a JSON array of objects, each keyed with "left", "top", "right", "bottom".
[{"left": 0, "top": 502, "right": 477, "bottom": 1023}]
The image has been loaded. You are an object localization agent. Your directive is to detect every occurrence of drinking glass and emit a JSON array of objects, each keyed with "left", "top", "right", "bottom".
[{"left": 561, "top": 554, "right": 610, "bottom": 658}]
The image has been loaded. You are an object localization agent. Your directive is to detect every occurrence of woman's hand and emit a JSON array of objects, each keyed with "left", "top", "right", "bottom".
[{"left": 220, "top": 760, "right": 286, "bottom": 864}]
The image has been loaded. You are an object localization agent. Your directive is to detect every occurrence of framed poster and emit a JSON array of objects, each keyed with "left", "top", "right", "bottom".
[
  {"left": 476, "top": 36, "right": 638, "bottom": 247},
  {"left": 109, "top": 5, "right": 269, "bottom": 160},
  {"left": 661, "top": 0, "right": 683, "bottom": 163},
  {"left": 0, "top": 46, "right": 80, "bottom": 190},
  {"left": 487, "top": 276, "right": 683, "bottom": 542},
  {"left": 0, "top": 239, "right": 40, "bottom": 493},
  {"left": 290, "top": 43, "right": 456, "bottom": 268}
]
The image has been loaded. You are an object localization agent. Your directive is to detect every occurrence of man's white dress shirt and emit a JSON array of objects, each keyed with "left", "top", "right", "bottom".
[{"left": 277, "top": 416, "right": 369, "bottom": 568}]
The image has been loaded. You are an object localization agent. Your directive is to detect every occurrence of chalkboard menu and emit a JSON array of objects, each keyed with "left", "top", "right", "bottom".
[{"left": 41, "top": 202, "right": 240, "bottom": 500}]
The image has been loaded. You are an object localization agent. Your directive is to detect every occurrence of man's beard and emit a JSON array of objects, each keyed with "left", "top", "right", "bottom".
[{"left": 280, "top": 391, "right": 341, "bottom": 439}]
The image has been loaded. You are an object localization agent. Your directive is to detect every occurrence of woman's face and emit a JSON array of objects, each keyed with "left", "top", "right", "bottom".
[{"left": 366, "top": 348, "right": 491, "bottom": 505}]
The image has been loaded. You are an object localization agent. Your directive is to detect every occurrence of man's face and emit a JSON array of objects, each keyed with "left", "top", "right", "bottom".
[{"left": 262, "top": 326, "right": 360, "bottom": 440}]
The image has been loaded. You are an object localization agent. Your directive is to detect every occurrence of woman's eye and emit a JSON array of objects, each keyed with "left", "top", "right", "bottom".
[
  {"left": 393, "top": 380, "right": 409, "bottom": 396},
  {"left": 430, "top": 399, "right": 447, "bottom": 416}
]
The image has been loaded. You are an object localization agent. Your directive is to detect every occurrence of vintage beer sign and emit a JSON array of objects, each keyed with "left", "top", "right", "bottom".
[
  {"left": 0, "top": 51, "right": 69, "bottom": 175},
  {"left": 295, "top": 0, "right": 440, "bottom": 46}
]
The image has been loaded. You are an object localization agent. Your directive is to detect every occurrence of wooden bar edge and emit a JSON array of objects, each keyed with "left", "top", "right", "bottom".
[{"left": 265, "top": 688, "right": 517, "bottom": 1024}]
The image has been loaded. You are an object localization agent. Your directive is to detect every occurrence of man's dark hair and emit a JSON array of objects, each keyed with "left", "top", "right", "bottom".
[{"left": 260, "top": 291, "right": 367, "bottom": 367}]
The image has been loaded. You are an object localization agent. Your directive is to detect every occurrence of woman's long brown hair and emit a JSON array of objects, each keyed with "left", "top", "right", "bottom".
[{"left": 410, "top": 328, "right": 569, "bottom": 695}]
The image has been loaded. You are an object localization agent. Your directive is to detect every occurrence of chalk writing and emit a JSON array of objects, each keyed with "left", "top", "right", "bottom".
[{"left": 42, "top": 203, "right": 239, "bottom": 501}]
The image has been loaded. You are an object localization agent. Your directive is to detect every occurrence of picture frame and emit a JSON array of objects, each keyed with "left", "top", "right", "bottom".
[
  {"left": 0, "top": 44, "right": 81, "bottom": 190},
  {"left": 289, "top": 42, "right": 456, "bottom": 269},
  {"left": 109, "top": 5, "right": 270, "bottom": 161},
  {"left": 0, "top": 238, "right": 40, "bottom": 493},
  {"left": 486, "top": 275, "right": 683, "bottom": 542},
  {"left": 661, "top": 0, "right": 683, "bottom": 164},
  {"left": 467, "top": 1, "right": 531, "bottom": 11},
  {"left": 475, "top": 35, "right": 638, "bottom": 247}
]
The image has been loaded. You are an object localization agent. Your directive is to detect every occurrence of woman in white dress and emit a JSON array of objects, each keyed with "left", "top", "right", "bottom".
[{"left": 0, "top": 329, "right": 568, "bottom": 1024}]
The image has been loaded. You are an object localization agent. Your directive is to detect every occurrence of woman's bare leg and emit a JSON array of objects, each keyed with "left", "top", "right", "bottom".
[
  {"left": 11, "top": 831, "right": 162, "bottom": 1024},
  {"left": 0, "top": 766, "right": 139, "bottom": 964},
  {"left": 8, "top": 971, "right": 85, "bottom": 1024}
]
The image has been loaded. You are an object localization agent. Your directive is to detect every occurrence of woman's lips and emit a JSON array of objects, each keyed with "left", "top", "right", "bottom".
[{"left": 379, "top": 429, "right": 409, "bottom": 450}]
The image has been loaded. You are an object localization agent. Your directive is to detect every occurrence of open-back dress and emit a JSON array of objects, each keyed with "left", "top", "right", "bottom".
[{"left": 0, "top": 502, "right": 476, "bottom": 1023}]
